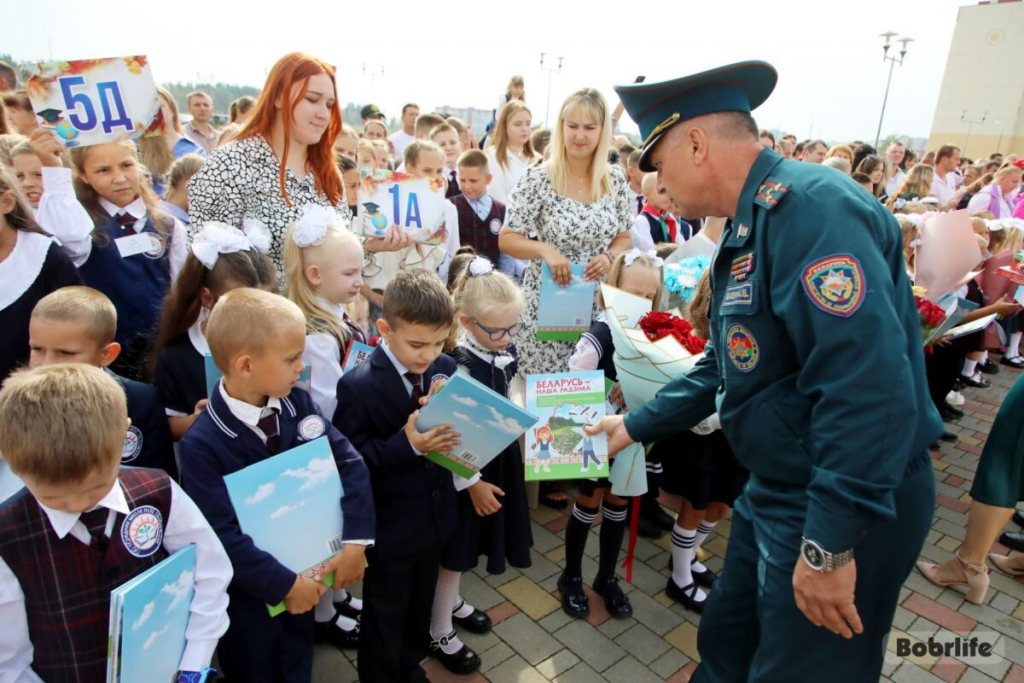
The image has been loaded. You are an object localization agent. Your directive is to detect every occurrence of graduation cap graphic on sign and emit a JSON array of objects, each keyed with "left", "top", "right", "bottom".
[
  {"left": 35, "top": 108, "right": 64, "bottom": 124},
  {"left": 362, "top": 202, "right": 381, "bottom": 213}
]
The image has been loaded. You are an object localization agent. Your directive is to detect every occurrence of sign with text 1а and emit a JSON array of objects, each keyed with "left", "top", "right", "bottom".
[
  {"left": 26, "top": 56, "right": 160, "bottom": 149},
  {"left": 358, "top": 172, "right": 448, "bottom": 245}
]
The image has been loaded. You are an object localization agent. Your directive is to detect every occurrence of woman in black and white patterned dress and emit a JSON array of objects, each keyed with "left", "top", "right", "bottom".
[
  {"left": 499, "top": 88, "right": 633, "bottom": 378},
  {"left": 188, "top": 53, "right": 408, "bottom": 278}
]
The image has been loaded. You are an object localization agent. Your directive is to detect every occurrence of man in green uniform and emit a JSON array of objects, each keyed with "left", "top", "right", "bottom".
[{"left": 586, "top": 62, "right": 943, "bottom": 681}]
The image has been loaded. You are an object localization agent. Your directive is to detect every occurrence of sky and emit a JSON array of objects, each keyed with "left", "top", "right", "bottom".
[{"left": 0, "top": 0, "right": 974, "bottom": 142}]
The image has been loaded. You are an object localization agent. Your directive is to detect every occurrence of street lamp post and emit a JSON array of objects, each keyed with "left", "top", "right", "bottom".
[
  {"left": 960, "top": 110, "right": 988, "bottom": 153},
  {"left": 874, "top": 33, "right": 913, "bottom": 149},
  {"left": 362, "top": 63, "right": 384, "bottom": 105},
  {"left": 540, "top": 53, "right": 564, "bottom": 128}
]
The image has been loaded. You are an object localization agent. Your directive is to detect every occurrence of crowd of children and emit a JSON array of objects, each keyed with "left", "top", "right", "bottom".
[{"left": 0, "top": 49, "right": 1022, "bottom": 683}]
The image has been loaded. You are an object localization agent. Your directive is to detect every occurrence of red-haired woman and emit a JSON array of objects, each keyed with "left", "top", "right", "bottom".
[{"left": 188, "top": 52, "right": 407, "bottom": 276}]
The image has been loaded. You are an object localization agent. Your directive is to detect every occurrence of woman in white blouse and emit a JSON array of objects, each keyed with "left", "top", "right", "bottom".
[
  {"left": 486, "top": 101, "right": 540, "bottom": 205},
  {"left": 188, "top": 53, "right": 408, "bottom": 278}
]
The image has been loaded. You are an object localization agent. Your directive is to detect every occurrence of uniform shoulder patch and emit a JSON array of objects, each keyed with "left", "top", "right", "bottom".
[
  {"left": 801, "top": 254, "right": 865, "bottom": 317},
  {"left": 754, "top": 178, "right": 791, "bottom": 210}
]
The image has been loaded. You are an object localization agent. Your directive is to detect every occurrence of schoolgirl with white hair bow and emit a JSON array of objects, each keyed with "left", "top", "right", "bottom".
[
  {"left": 152, "top": 218, "right": 276, "bottom": 441},
  {"left": 282, "top": 203, "right": 369, "bottom": 649}
]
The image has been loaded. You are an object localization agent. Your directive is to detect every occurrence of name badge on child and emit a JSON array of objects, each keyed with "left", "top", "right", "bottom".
[{"left": 115, "top": 232, "right": 165, "bottom": 259}]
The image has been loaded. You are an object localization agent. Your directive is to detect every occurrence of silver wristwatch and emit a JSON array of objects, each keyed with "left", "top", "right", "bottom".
[{"left": 800, "top": 537, "right": 854, "bottom": 572}]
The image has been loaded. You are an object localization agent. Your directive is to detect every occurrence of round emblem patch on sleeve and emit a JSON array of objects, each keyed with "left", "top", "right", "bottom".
[
  {"left": 801, "top": 254, "right": 865, "bottom": 317},
  {"left": 122, "top": 426, "right": 144, "bottom": 462},
  {"left": 121, "top": 506, "right": 164, "bottom": 557},
  {"left": 298, "top": 415, "right": 326, "bottom": 441},
  {"left": 726, "top": 324, "right": 760, "bottom": 372}
]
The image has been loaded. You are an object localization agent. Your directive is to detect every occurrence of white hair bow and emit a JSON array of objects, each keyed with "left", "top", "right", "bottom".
[
  {"left": 468, "top": 256, "right": 494, "bottom": 277},
  {"left": 622, "top": 248, "right": 664, "bottom": 268},
  {"left": 191, "top": 220, "right": 270, "bottom": 270},
  {"left": 908, "top": 238, "right": 923, "bottom": 249},
  {"left": 292, "top": 204, "right": 343, "bottom": 248},
  {"left": 904, "top": 214, "right": 924, "bottom": 229}
]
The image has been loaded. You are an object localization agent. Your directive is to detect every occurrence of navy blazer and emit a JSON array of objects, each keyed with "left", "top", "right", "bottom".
[
  {"left": 179, "top": 385, "right": 375, "bottom": 605},
  {"left": 114, "top": 371, "right": 178, "bottom": 480},
  {"left": 333, "top": 347, "right": 458, "bottom": 559}
]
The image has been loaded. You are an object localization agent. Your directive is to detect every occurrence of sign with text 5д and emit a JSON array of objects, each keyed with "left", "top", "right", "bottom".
[
  {"left": 357, "top": 171, "right": 448, "bottom": 245},
  {"left": 26, "top": 56, "right": 160, "bottom": 149}
]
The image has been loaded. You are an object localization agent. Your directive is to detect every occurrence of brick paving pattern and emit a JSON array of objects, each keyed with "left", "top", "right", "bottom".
[{"left": 310, "top": 362, "right": 1024, "bottom": 682}]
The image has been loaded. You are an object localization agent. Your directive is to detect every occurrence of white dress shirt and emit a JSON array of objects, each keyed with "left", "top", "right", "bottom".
[
  {"left": 485, "top": 149, "right": 535, "bottom": 205},
  {"left": 303, "top": 303, "right": 354, "bottom": 421},
  {"left": 388, "top": 130, "right": 416, "bottom": 162},
  {"left": 930, "top": 172, "right": 958, "bottom": 206},
  {"left": 0, "top": 478, "right": 232, "bottom": 680},
  {"left": 886, "top": 168, "right": 906, "bottom": 198}
]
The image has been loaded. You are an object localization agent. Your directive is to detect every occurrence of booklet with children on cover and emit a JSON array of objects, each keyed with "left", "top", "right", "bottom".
[
  {"left": 524, "top": 371, "right": 609, "bottom": 481},
  {"left": 536, "top": 264, "right": 595, "bottom": 341},
  {"left": 107, "top": 545, "right": 196, "bottom": 683},
  {"left": 415, "top": 370, "right": 538, "bottom": 479},
  {"left": 205, "top": 353, "right": 311, "bottom": 396},
  {"left": 222, "top": 438, "right": 343, "bottom": 617}
]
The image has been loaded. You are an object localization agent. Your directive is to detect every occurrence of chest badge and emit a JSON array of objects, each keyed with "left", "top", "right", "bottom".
[
  {"left": 801, "top": 254, "right": 865, "bottom": 317},
  {"left": 298, "top": 415, "right": 326, "bottom": 441},
  {"left": 726, "top": 324, "right": 760, "bottom": 372},
  {"left": 122, "top": 426, "right": 144, "bottom": 462},
  {"left": 121, "top": 505, "right": 164, "bottom": 558}
]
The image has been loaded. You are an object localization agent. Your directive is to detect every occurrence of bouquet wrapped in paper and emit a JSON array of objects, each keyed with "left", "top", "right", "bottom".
[{"left": 600, "top": 284, "right": 706, "bottom": 416}]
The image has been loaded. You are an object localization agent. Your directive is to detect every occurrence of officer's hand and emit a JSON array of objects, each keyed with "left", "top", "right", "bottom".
[
  {"left": 792, "top": 556, "right": 863, "bottom": 639},
  {"left": 583, "top": 415, "right": 634, "bottom": 458}
]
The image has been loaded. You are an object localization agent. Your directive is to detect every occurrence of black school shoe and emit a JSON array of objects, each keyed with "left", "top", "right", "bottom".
[
  {"left": 691, "top": 559, "right": 718, "bottom": 588},
  {"left": 333, "top": 592, "right": 361, "bottom": 620},
  {"left": 980, "top": 358, "right": 1001, "bottom": 374},
  {"left": 452, "top": 597, "right": 492, "bottom": 633},
  {"left": 313, "top": 611, "right": 360, "bottom": 650},
  {"left": 593, "top": 575, "right": 633, "bottom": 619},
  {"left": 558, "top": 573, "right": 590, "bottom": 618},
  {"left": 430, "top": 631, "right": 481, "bottom": 674},
  {"left": 666, "top": 576, "right": 707, "bottom": 613},
  {"left": 1001, "top": 356, "right": 1024, "bottom": 370},
  {"left": 1013, "top": 510, "right": 1024, "bottom": 528},
  {"left": 960, "top": 373, "right": 992, "bottom": 389}
]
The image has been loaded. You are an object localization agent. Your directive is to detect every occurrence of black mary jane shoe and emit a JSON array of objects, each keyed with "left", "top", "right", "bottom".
[
  {"left": 960, "top": 373, "right": 992, "bottom": 389},
  {"left": 1012, "top": 510, "right": 1024, "bottom": 528},
  {"left": 980, "top": 358, "right": 1001, "bottom": 374},
  {"left": 333, "top": 592, "right": 361, "bottom": 620},
  {"left": 666, "top": 577, "right": 707, "bottom": 614},
  {"left": 452, "top": 597, "right": 492, "bottom": 634},
  {"left": 313, "top": 611, "right": 360, "bottom": 650},
  {"left": 558, "top": 573, "right": 590, "bottom": 618},
  {"left": 593, "top": 575, "right": 633, "bottom": 619},
  {"left": 430, "top": 631, "right": 481, "bottom": 674},
  {"left": 691, "top": 558, "right": 718, "bottom": 588},
  {"left": 1001, "top": 355, "right": 1024, "bottom": 370}
]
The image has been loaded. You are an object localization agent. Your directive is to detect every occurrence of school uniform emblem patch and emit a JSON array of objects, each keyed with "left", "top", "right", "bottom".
[
  {"left": 121, "top": 505, "right": 164, "bottom": 557},
  {"left": 726, "top": 324, "right": 759, "bottom": 372},
  {"left": 122, "top": 426, "right": 143, "bottom": 462},
  {"left": 299, "top": 415, "right": 326, "bottom": 441},
  {"left": 801, "top": 254, "right": 865, "bottom": 317},
  {"left": 490, "top": 218, "right": 502, "bottom": 235},
  {"left": 144, "top": 233, "right": 167, "bottom": 259}
]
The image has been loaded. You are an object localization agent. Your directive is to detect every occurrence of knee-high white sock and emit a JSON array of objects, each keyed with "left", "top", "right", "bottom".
[
  {"left": 430, "top": 568, "right": 464, "bottom": 655},
  {"left": 670, "top": 524, "right": 707, "bottom": 600},
  {"left": 1007, "top": 332, "right": 1022, "bottom": 359},
  {"left": 691, "top": 520, "right": 718, "bottom": 573},
  {"left": 332, "top": 588, "right": 362, "bottom": 611},
  {"left": 962, "top": 359, "right": 978, "bottom": 377},
  {"left": 981, "top": 350, "right": 989, "bottom": 363},
  {"left": 314, "top": 590, "right": 358, "bottom": 630}
]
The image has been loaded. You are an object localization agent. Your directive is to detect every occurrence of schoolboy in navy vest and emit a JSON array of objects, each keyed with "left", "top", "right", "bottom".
[
  {"left": 333, "top": 269, "right": 462, "bottom": 683},
  {"left": 0, "top": 364, "right": 231, "bottom": 683},
  {"left": 430, "top": 123, "right": 463, "bottom": 199},
  {"left": 179, "top": 288, "right": 375, "bottom": 683},
  {"left": 629, "top": 172, "right": 685, "bottom": 252},
  {"left": 28, "top": 287, "right": 178, "bottom": 479},
  {"left": 452, "top": 150, "right": 506, "bottom": 268}
]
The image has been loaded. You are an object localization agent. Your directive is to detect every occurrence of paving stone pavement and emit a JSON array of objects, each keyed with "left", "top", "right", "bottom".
[{"left": 311, "top": 361, "right": 1024, "bottom": 682}]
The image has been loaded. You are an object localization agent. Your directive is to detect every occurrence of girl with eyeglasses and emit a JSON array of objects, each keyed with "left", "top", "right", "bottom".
[{"left": 426, "top": 256, "right": 531, "bottom": 673}]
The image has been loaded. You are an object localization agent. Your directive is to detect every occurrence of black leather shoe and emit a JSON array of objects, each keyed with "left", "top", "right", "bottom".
[
  {"left": 452, "top": 598, "right": 492, "bottom": 633},
  {"left": 636, "top": 514, "right": 665, "bottom": 539},
  {"left": 333, "top": 592, "right": 361, "bottom": 620},
  {"left": 944, "top": 404, "right": 964, "bottom": 419},
  {"left": 593, "top": 575, "right": 633, "bottom": 619},
  {"left": 960, "top": 374, "right": 992, "bottom": 389},
  {"left": 1013, "top": 510, "right": 1024, "bottom": 528},
  {"left": 940, "top": 406, "right": 962, "bottom": 423},
  {"left": 430, "top": 632, "right": 481, "bottom": 674},
  {"left": 691, "top": 558, "right": 717, "bottom": 588},
  {"left": 980, "top": 358, "right": 1001, "bottom": 374},
  {"left": 666, "top": 577, "right": 707, "bottom": 613},
  {"left": 558, "top": 573, "right": 590, "bottom": 618},
  {"left": 940, "top": 431, "right": 959, "bottom": 443},
  {"left": 313, "top": 612, "right": 360, "bottom": 650},
  {"left": 1000, "top": 532, "right": 1024, "bottom": 553},
  {"left": 1001, "top": 356, "right": 1024, "bottom": 369}
]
